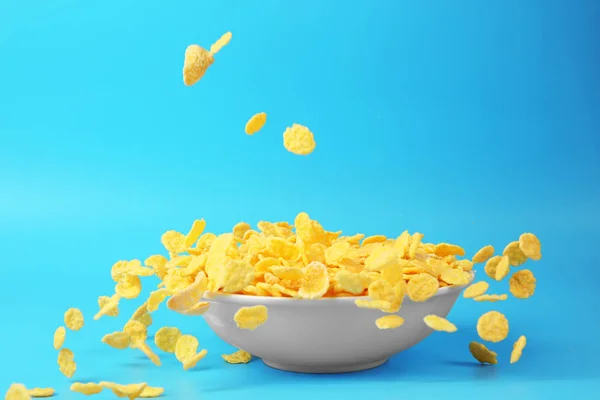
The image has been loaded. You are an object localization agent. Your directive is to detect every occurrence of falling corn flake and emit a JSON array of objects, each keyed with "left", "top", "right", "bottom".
[
  {"left": 283, "top": 123, "right": 316, "bottom": 155},
  {"left": 423, "top": 315, "right": 457, "bottom": 333},
  {"left": 473, "top": 294, "right": 508, "bottom": 302},
  {"left": 5, "top": 384, "right": 30, "bottom": 400},
  {"left": 234, "top": 305, "right": 269, "bottom": 330},
  {"left": 518, "top": 232, "right": 541, "bottom": 261},
  {"left": 183, "top": 45, "right": 214, "bottom": 87},
  {"left": 98, "top": 295, "right": 119, "bottom": 317},
  {"left": 484, "top": 256, "right": 502, "bottom": 280},
  {"left": 502, "top": 241, "right": 528, "bottom": 266},
  {"left": 209, "top": 31, "right": 232, "bottom": 55},
  {"left": 140, "top": 386, "right": 165, "bottom": 398},
  {"left": 154, "top": 327, "right": 182, "bottom": 353},
  {"left": 494, "top": 255, "right": 510, "bottom": 281},
  {"left": 27, "top": 388, "right": 54, "bottom": 398},
  {"left": 70, "top": 382, "right": 103, "bottom": 396},
  {"left": 183, "top": 349, "right": 208, "bottom": 370},
  {"left": 476, "top": 311, "right": 509, "bottom": 343},
  {"left": 102, "top": 331, "right": 131, "bottom": 350},
  {"left": 53, "top": 326, "right": 66, "bottom": 350},
  {"left": 245, "top": 112, "right": 267, "bottom": 135},
  {"left": 509, "top": 269, "right": 536, "bottom": 299},
  {"left": 375, "top": 315, "right": 405, "bottom": 330},
  {"left": 510, "top": 335, "right": 527, "bottom": 364},
  {"left": 463, "top": 281, "right": 489, "bottom": 299},
  {"left": 57, "top": 348, "right": 76, "bottom": 378},
  {"left": 174, "top": 335, "right": 199, "bottom": 364},
  {"left": 222, "top": 349, "right": 252, "bottom": 364},
  {"left": 469, "top": 341, "right": 497, "bottom": 365},
  {"left": 64, "top": 308, "right": 84, "bottom": 331},
  {"left": 472, "top": 245, "right": 494, "bottom": 264}
]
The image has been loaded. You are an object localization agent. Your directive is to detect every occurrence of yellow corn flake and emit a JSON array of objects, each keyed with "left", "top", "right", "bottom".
[
  {"left": 423, "top": 315, "right": 457, "bottom": 332},
  {"left": 154, "top": 327, "right": 182, "bottom": 353},
  {"left": 245, "top": 112, "right": 267, "bottom": 135},
  {"left": 440, "top": 268, "right": 471, "bottom": 286},
  {"left": 367, "top": 279, "right": 405, "bottom": 313},
  {"left": 184, "top": 219, "right": 207, "bottom": 248},
  {"left": 362, "top": 235, "right": 387, "bottom": 246},
  {"left": 408, "top": 232, "right": 424, "bottom": 259},
  {"left": 183, "top": 349, "right": 208, "bottom": 370},
  {"left": 167, "top": 272, "right": 208, "bottom": 312},
  {"left": 282, "top": 123, "right": 316, "bottom": 155},
  {"left": 26, "top": 388, "right": 54, "bottom": 398},
  {"left": 473, "top": 294, "right": 508, "bottom": 302},
  {"left": 407, "top": 273, "right": 439, "bottom": 302},
  {"left": 484, "top": 255, "right": 502, "bottom": 280},
  {"left": 214, "top": 259, "right": 255, "bottom": 294},
  {"left": 336, "top": 270, "right": 365, "bottom": 295},
  {"left": 510, "top": 335, "right": 527, "bottom": 364},
  {"left": 123, "top": 320, "right": 147, "bottom": 344},
  {"left": 472, "top": 245, "right": 494, "bottom": 264},
  {"left": 297, "top": 261, "right": 329, "bottom": 299},
  {"left": 144, "top": 255, "right": 169, "bottom": 279},
  {"left": 375, "top": 315, "right": 405, "bottom": 329},
  {"left": 210, "top": 31, "right": 232, "bottom": 55},
  {"left": 94, "top": 294, "right": 120, "bottom": 320},
  {"left": 136, "top": 343, "right": 162, "bottom": 367},
  {"left": 222, "top": 349, "right": 252, "bottom": 364},
  {"left": 324, "top": 241, "right": 352, "bottom": 266},
  {"left": 234, "top": 305, "right": 268, "bottom": 330},
  {"left": 477, "top": 311, "right": 509, "bottom": 343},
  {"left": 131, "top": 302, "right": 153, "bottom": 327},
  {"left": 232, "top": 222, "right": 252, "bottom": 241},
  {"left": 509, "top": 269, "right": 536, "bottom": 299},
  {"left": 453, "top": 259, "right": 474, "bottom": 271},
  {"left": 98, "top": 295, "right": 119, "bottom": 317},
  {"left": 102, "top": 331, "right": 131, "bottom": 350},
  {"left": 354, "top": 299, "right": 392, "bottom": 310},
  {"left": 64, "top": 308, "right": 84, "bottom": 331},
  {"left": 175, "top": 334, "right": 199, "bottom": 363},
  {"left": 183, "top": 44, "right": 214, "bottom": 86},
  {"left": 57, "top": 348, "right": 76, "bottom": 378},
  {"left": 462, "top": 281, "right": 489, "bottom": 299},
  {"left": 502, "top": 241, "right": 528, "bottom": 266},
  {"left": 469, "top": 341, "right": 498, "bottom": 365},
  {"left": 115, "top": 274, "right": 142, "bottom": 299},
  {"left": 434, "top": 243, "right": 465, "bottom": 257},
  {"left": 108, "top": 383, "right": 147, "bottom": 399},
  {"left": 140, "top": 386, "right": 165, "bottom": 398},
  {"left": 519, "top": 232, "right": 541, "bottom": 261},
  {"left": 270, "top": 266, "right": 303, "bottom": 280},
  {"left": 494, "top": 255, "right": 510, "bottom": 281},
  {"left": 365, "top": 248, "right": 398, "bottom": 272},
  {"left": 5, "top": 384, "right": 31, "bottom": 400},
  {"left": 70, "top": 382, "right": 103, "bottom": 395},
  {"left": 147, "top": 289, "right": 172, "bottom": 313},
  {"left": 181, "top": 301, "right": 211, "bottom": 316},
  {"left": 53, "top": 326, "right": 66, "bottom": 350}
]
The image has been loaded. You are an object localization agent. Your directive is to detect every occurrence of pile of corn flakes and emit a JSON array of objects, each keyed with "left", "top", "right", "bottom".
[{"left": 4, "top": 29, "right": 544, "bottom": 399}]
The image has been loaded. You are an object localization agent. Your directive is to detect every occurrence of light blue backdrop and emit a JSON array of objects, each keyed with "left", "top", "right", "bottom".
[{"left": 1, "top": 0, "right": 598, "bottom": 399}]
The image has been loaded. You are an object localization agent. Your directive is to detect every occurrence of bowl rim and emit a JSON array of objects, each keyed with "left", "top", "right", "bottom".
[{"left": 201, "top": 273, "right": 473, "bottom": 306}]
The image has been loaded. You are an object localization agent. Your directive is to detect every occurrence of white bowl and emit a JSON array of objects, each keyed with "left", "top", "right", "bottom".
[{"left": 201, "top": 283, "right": 467, "bottom": 374}]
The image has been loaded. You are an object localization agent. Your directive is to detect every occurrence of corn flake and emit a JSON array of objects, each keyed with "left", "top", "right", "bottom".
[
  {"left": 297, "top": 262, "right": 329, "bottom": 299},
  {"left": 463, "top": 281, "right": 489, "bottom": 299},
  {"left": 26, "top": 388, "right": 54, "bottom": 398},
  {"left": 234, "top": 305, "right": 268, "bottom": 330},
  {"left": 140, "top": 386, "right": 165, "bottom": 398},
  {"left": 183, "top": 45, "right": 214, "bottom": 87},
  {"left": 109, "top": 383, "right": 147, "bottom": 399},
  {"left": 222, "top": 349, "right": 252, "bottom": 364},
  {"left": 154, "top": 327, "right": 182, "bottom": 353},
  {"left": 494, "top": 255, "right": 510, "bottom": 281},
  {"left": 477, "top": 311, "right": 509, "bottom": 343},
  {"left": 472, "top": 245, "right": 495, "bottom": 264},
  {"left": 473, "top": 294, "right": 508, "bottom": 302},
  {"left": 407, "top": 273, "right": 439, "bottom": 302},
  {"left": 283, "top": 123, "right": 316, "bottom": 155},
  {"left": 167, "top": 272, "right": 208, "bottom": 311},
  {"left": 245, "top": 112, "right": 267, "bottom": 135},
  {"left": 469, "top": 341, "right": 497, "bottom": 364},
  {"left": 5, "top": 384, "right": 31, "bottom": 400},
  {"left": 484, "top": 256, "right": 501, "bottom": 280},
  {"left": 509, "top": 269, "right": 536, "bottom": 299},
  {"left": 375, "top": 315, "right": 404, "bottom": 329},
  {"left": 440, "top": 268, "right": 471, "bottom": 286},
  {"left": 510, "top": 335, "right": 527, "bottom": 364},
  {"left": 502, "top": 241, "right": 528, "bottom": 266},
  {"left": 53, "top": 326, "right": 66, "bottom": 350},
  {"left": 183, "top": 349, "right": 208, "bottom": 370},
  {"left": 64, "top": 308, "right": 84, "bottom": 331},
  {"left": 175, "top": 334, "right": 199, "bottom": 363},
  {"left": 70, "top": 382, "right": 103, "bottom": 396},
  {"left": 434, "top": 243, "right": 465, "bottom": 257},
  {"left": 98, "top": 295, "right": 119, "bottom": 317},
  {"left": 102, "top": 331, "right": 131, "bottom": 350},
  {"left": 115, "top": 274, "right": 142, "bottom": 299},
  {"left": 210, "top": 31, "right": 232, "bottom": 55},
  {"left": 423, "top": 315, "right": 457, "bottom": 332},
  {"left": 519, "top": 232, "right": 542, "bottom": 261},
  {"left": 57, "top": 348, "right": 76, "bottom": 378}
]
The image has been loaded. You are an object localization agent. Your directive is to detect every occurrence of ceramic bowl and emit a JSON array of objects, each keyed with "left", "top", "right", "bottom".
[{"left": 201, "top": 283, "right": 467, "bottom": 374}]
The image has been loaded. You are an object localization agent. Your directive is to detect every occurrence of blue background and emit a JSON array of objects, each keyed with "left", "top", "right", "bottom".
[{"left": 1, "top": 0, "right": 599, "bottom": 398}]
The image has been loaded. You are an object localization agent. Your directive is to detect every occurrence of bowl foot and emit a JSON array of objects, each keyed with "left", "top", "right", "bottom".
[{"left": 262, "top": 358, "right": 388, "bottom": 374}]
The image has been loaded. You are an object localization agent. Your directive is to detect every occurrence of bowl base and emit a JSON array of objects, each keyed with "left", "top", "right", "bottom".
[{"left": 262, "top": 358, "right": 388, "bottom": 374}]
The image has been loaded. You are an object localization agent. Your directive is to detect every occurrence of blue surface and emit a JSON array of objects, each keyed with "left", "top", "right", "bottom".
[{"left": 1, "top": 0, "right": 599, "bottom": 399}]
